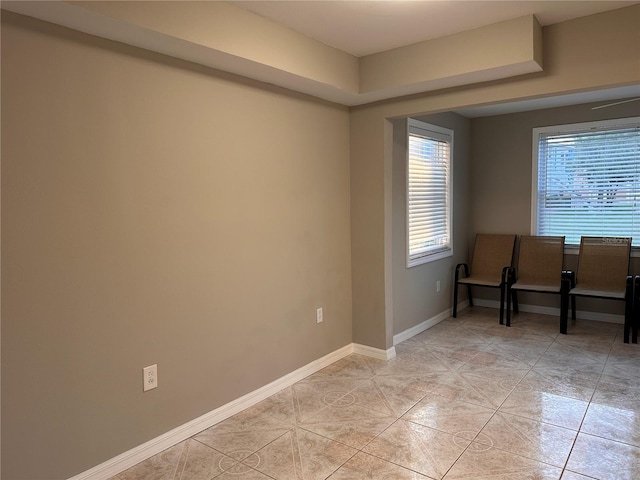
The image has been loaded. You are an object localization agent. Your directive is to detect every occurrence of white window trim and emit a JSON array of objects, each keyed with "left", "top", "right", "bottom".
[
  {"left": 531, "top": 116, "right": 640, "bottom": 254},
  {"left": 406, "top": 118, "right": 454, "bottom": 268}
]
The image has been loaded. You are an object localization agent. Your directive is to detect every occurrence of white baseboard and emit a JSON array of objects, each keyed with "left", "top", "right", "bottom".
[
  {"left": 393, "top": 300, "right": 469, "bottom": 346},
  {"left": 353, "top": 343, "right": 396, "bottom": 360},
  {"left": 472, "top": 299, "right": 624, "bottom": 324},
  {"left": 68, "top": 342, "right": 390, "bottom": 480},
  {"left": 76, "top": 294, "right": 617, "bottom": 480}
]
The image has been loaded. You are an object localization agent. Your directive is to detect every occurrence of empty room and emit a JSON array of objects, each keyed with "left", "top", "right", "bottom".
[{"left": 2, "top": 1, "right": 639, "bottom": 479}]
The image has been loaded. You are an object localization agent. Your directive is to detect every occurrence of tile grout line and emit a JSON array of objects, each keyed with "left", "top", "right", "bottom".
[
  {"left": 117, "top": 310, "right": 636, "bottom": 480},
  {"left": 439, "top": 324, "right": 552, "bottom": 479}
]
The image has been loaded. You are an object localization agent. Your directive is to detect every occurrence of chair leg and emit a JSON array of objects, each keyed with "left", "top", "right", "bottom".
[
  {"left": 560, "top": 279, "right": 569, "bottom": 335},
  {"left": 624, "top": 300, "right": 632, "bottom": 344},
  {"left": 633, "top": 276, "right": 639, "bottom": 344},
  {"left": 452, "top": 283, "right": 473, "bottom": 320},
  {"left": 634, "top": 301, "right": 639, "bottom": 344},
  {"left": 562, "top": 270, "right": 576, "bottom": 322},
  {"left": 453, "top": 264, "right": 470, "bottom": 318},
  {"left": 500, "top": 267, "right": 518, "bottom": 327},
  {"left": 505, "top": 285, "right": 511, "bottom": 327},
  {"left": 501, "top": 267, "right": 513, "bottom": 326},
  {"left": 624, "top": 276, "right": 633, "bottom": 343},
  {"left": 500, "top": 283, "right": 506, "bottom": 326},
  {"left": 453, "top": 282, "right": 459, "bottom": 318}
]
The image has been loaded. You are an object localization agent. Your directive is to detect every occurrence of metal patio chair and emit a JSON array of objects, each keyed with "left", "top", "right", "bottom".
[
  {"left": 561, "top": 236, "right": 633, "bottom": 343},
  {"left": 453, "top": 233, "right": 517, "bottom": 324},
  {"left": 505, "top": 236, "right": 570, "bottom": 333}
]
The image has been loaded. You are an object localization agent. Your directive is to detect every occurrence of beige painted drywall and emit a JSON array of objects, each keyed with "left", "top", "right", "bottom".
[
  {"left": 1, "top": 12, "right": 351, "bottom": 479},
  {"left": 350, "top": 5, "right": 640, "bottom": 350},
  {"left": 353, "top": 5, "right": 640, "bottom": 121},
  {"left": 469, "top": 98, "right": 640, "bottom": 312},
  {"left": 349, "top": 112, "right": 387, "bottom": 349},
  {"left": 392, "top": 113, "right": 471, "bottom": 336},
  {"left": 361, "top": 15, "right": 543, "bottom": 94},
  {"left": 1, "top": 0, "right": 364, "bottom": 106},
  {"left": 2, "top": 2, "right": 548, "bottom": 107},
  {"left": 70, "top": 0, "right": 361, "bottom": 94}
]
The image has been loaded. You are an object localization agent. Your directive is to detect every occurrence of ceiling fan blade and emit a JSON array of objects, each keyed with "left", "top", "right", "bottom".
[{"left": 591, "top": 97, "right": 640, "bottom": 110}]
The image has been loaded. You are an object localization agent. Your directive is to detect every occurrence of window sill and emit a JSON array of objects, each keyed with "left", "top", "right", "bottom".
[{"left": 407, "top": 248, "right": 453, "bottom": 268}]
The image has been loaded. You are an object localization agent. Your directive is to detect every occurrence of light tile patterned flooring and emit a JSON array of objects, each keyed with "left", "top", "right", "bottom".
[{"left": 112, "top": 307, "right": 640, "bottom": 480}]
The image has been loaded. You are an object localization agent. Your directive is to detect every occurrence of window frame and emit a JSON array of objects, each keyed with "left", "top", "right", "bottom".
[
  {"left": 406, "top": 118, "right": 454, "bottom": 268},
  {"left": 531, "top": 116, "right": 640, "bottom": 250}
]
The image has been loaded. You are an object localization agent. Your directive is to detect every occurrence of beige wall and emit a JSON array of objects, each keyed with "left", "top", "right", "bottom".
[
  {"left": 350, "top": 5, "right": 639, "bottom": 350},
  {"left": 349, "top": 112, "right": 387, "bottom": 348},
  {"left": 392, "top": 113, "right": 471, "bottom": 336},
  {"left": 361, "top": 15, "right": 542, "bottom": 94},
  {"left": 68, "top": 0, "right": 361, "bottom": 94},
  {"left": 469, "top": 99, "right": 640, "bottom": 311},
  {"left": 1, "top": 13, "right": 351, "bottom": 479},
  {"left": 2, "top": 4, "right": 640, "bottom": 479}
]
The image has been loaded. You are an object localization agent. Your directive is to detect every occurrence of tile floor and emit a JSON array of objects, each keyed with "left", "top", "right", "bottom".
[{"left": 111, "top": 307, "right": 640, "bottom": 480}]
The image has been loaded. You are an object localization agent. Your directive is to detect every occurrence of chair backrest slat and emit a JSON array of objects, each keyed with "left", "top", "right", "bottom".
[
  {"left": 516, "top": 236, "right": 565, "bottom": 287},
  {"left": 470, "top": 234, "right": 517, "bottom": 279},
  {"left": 577, "top": 236, "right": 631, "bottom": 292}
]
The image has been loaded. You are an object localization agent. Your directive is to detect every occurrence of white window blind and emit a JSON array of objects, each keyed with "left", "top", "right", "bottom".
[
  {"left": 407, "top": 119, "right": 453, "bottom": 267},
  {"left": 533, "top": 117, "right": 640, "bottom": 246}
]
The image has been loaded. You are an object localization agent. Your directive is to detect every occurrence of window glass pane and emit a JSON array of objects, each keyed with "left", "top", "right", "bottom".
[
  {"left": 407, "top": 119, "right": 452, "bottom": 266},
  {"left": 534, "top": 118, "right": 640, "bottom": 246}
]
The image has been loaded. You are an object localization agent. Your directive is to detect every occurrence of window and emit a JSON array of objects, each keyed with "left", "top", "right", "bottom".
[
  {"left": 532, "top": 117, "right": 640, "bottom": 246},
  {"left": 407, "top": 118, "right": 453, "bottom": 267}
]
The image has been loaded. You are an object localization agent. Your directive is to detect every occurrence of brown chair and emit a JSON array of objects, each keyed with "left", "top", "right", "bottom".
[
  {"left": 561, "top": 236, "right": 633, "bottom": 343},
  {"left": 505, "top": 236, "right": 570, "bottom": 333},
  {"left": 453, "top": 233, "right": 517, "bottom": 324}
]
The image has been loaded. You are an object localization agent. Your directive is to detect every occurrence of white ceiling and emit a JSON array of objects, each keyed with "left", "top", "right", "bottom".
[
  {"left": 232, "top": 0, "right": 640, "bottom": 115},
  {"left": 233, "top": 0, "right": 638, "bottom": 57}
]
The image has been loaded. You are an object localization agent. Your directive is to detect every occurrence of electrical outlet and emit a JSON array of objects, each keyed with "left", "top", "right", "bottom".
[
  {"left": 316, "top": 307, "right": 323, "bottom": 324},
  {"left": 436, "top": 280, "right": 441, "bottom": 293},
  {"left": 143, "top": 364, "right": 158, "bottom": 392}
]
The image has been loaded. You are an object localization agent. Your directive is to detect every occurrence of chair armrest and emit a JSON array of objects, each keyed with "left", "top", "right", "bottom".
[
  {"left": 562, "top": 270, "right": 576, "bottom": 289},
  {"left": 502, "top": 266, "right": 515, "bottom": 286},
  {"left": 455, "top": 263, "right": 470, "bottom": 283}
]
